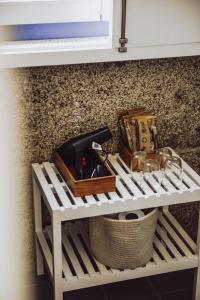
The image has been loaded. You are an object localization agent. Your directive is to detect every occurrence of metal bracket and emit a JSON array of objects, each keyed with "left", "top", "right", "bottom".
[{"left": 118, "top": 0, "right": 128, "bottom": 53}]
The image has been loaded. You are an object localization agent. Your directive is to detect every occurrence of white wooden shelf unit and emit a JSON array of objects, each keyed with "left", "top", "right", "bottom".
[{"left": 32, "top": 148, "right": 200, "bottom": 300}]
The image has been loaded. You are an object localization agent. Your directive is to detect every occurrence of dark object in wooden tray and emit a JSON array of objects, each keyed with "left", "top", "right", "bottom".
[
  {"left": 52, "top": 150, "right": 116, "bottom": 197},
  {"left": 119, "top": 144, "right": 159, "bottom": 171}
]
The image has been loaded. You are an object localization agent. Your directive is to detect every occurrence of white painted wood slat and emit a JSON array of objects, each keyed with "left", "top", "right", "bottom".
[
  {"left": 108, "top": 155, "right": 144, "bottom": 198},
  {"left": 64, "top": 186, "right": 85, "bottom": 208},
  {"left": 43, "top": 162, "right": 72, "bottom": 208},
  {"left": 159, "top": 214, "right": 194, "bottom": 258},
  {"left": 33, "top": 175, "right": 45, "bottom": 276},
  {"left": 61, "top": 228, "right": 85, "bottom": 279},
  {"left": 152, "top": 248, "right": 163, "bottom": 263},
  {"left": 165, "top": 170, "right": 188, "bottom": 192},
  {"left": 131, "top": 173, "right": 155, "bottom": 196},
  {"left": 66, "top": 224, "right": 97, "bottom": 276},
  {"left": 161, "top": 176, "right": 177, "bottom": 194},
  {"left": 145, "top": 173, "right": 166, "bottom": 195},
  {"left": 36, "top": 231, "right": 53, "bottom": 277},
  {"left": 115, "top": 154, "right": 131, "bottom": 173},
  {"left": 178, "top": 170, "right": 198, "bottom": 191},
  {"left": 74, "top": 220, "right": 109, "bottom": 275},
  {"left": 108, "top": 191, "right": 121, "bottom": 203},
  {"left": 164, "top": 211, "right": 197, "bottom": 252},
  {"left": 116, "top": 177, "right": 133, "bottom": 199},
  {"left": 116, "top": 153, "right": 163, "bottom": 196},
  {"left": 96, "top": 193, "right": 110, "bottom": 203},
  {"left": 170, "top": 148, "right": 200, "bottom": 186},
  {"left": 32, "top": 163, "right": 60, "bottom": 210},
  {"left": 154, "top": 236, "right": 172, "bottom": 263},
  {"left": 84, "top": 195, "right": 98, "bottom": 205},
  {"left": 52, "top": 164, "right": 85, "bottom": 208},
  {"left": 46, "top": 226, "right": 74, "bottom": 281},
  {"left": 156, "top": 225, "right": 182, "bottom": 260}
]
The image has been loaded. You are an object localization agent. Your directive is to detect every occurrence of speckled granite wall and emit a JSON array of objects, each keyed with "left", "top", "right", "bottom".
[{"left": 13, "top": 56, "right": 200, "bottom": 271}]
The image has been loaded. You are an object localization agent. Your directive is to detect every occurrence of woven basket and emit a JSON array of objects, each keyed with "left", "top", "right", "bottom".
[{"left": 89, "top": 208, "right": 158, "bottom": 269}]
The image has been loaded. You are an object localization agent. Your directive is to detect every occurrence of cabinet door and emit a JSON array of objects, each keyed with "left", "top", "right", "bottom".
[
  {"left": 1, "top": 0, "right": 200, "bottom": 67},
  {"left": 0, "top": 0, "right": 102, "bottom": 25},
  {"left": 126, "top": 0, "right": 200, "bottom": 48},
  {"left": 0, "top": 0, "right": 114, "bottom": 68}
]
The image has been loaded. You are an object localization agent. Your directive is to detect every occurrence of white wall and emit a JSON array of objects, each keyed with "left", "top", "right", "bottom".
[{"left": 0, "top": 69, "right": 34, "bottom": 300}]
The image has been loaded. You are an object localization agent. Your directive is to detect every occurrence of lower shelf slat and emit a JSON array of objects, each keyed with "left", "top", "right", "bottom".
[{"left": 38, "top": 211, "right": 198, "bottom": 292}]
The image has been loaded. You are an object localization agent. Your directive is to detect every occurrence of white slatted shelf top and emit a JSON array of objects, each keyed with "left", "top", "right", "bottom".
[
  {"left": 36, "top": 210, "right": 198, "bottom": 292},
  {"left": 32, "top": 148, "right": 200, "bottom": 221}
]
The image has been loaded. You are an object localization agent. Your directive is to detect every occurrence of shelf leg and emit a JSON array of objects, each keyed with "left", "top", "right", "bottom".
[
  {"left": 52, "top": 211, "right": 63, "bottom": 300},
  {"left": 193, "top": 204, "right": 200, "bottom": 300},
  {"left": 33, "top": 176, "right": 44, "bottom": 276}
]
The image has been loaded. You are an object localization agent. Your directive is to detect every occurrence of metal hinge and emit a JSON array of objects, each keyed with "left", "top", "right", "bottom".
[{"left": 118, "top": 0, "right": 128, "bottom": 53}]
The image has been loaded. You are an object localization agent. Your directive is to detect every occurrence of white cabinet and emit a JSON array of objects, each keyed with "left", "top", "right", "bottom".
[
  {"left": 0, "top": 0, "right": 102, "bottom": 25},
  {"left": 1, "top": 0, "right": 200, "bottom": 68},
  {"left": 0, "top": 0, "right": 114, "bottom": 68},
  {"left": 121, "top": 0, "right": 200, "bottom": 59},
  {"left": 126, "top": 0, "right": 200, "bottom": 47}
]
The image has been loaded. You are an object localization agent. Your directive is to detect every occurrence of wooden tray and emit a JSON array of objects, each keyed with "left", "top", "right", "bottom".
[{"left": 52, "top": 150, "right": 116, "bottom": 197}]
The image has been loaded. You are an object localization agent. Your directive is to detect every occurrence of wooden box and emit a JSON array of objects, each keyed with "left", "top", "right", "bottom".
[
  {"left": 119, "top": 145, "right": 159, "bottom": 171},
  {"left": 52, "top": 150, "right": 116, "bottom": 197}
]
